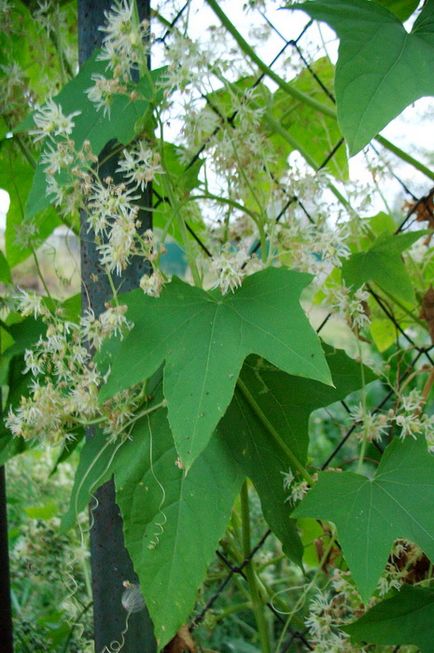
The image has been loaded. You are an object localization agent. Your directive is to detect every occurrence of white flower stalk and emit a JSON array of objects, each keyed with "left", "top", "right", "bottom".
[
  {"left": 98, "top": 209, "right": 138, "bottom": 275},
  {"left": 98, "top": 0, "right": 149, "bottom": 77},
  {"left": 209, "top": 245, "right": 250, "bottom": 294},
  {"left": 326, "top": 285, "right": 370, "bottom": 331},
  {"left": 41, "top": 140, "right": 75, "bottom": 175},
  {"left": 140, "top": 269, "right": 165, "bottom": 297},
  {"left": 350, "top": 403, "right": 391, "bottom": 443},
  {"left": 86, "top": 74, "right": 126, "bottom": 116},
  {"left": 31, "top": 99, "right": 80, "bottom": 142},
  {"left": 87, "top": 179, "right": 138, "bottom": 236},
  {"left": 16, "top": 289, "right": 48, "bottom": 319},
  {"left": 81, "top": 305, "right": 133, "bottom": 350},
  {"left": 117, "top": 142, "right": 163, "bottom": 191}
]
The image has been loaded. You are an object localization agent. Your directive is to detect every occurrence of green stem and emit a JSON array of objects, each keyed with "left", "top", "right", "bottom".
[
  {"left": 206, "top": 0, "right": 334, "bottom": 119},
  {"left": 379, "top": 286, "right": 427, "bottom": 329},
  {"left": 206, "top": 0, "right": 434, "bottom": 181},
  {"left": 375, "top": 136, "right": 434, "bottom": 182},
  {"left": 264, "top": 111, "right": 355, "bottom": 214},
  {"left": 240, "top": 482, "right": 271, "bottom": 653},
  {"left": 356, "top": 335, "right": 367, "bottom": 474},
  {"left": 31, "top": 249, "right": 52, "bottom": 300},
  {"left": 215, "top": 601, "right": 252, "bottom": 621},
  {"left": 188, "top": 194, "right": 259, "bottom": 223},
  {"left": 156, "top": 116, "right": 202, "bottom": 286},
  {"left": 236, "top": 377, "right": 313, "bottom": 484}
]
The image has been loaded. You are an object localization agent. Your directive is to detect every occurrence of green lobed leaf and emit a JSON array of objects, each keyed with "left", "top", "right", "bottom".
[
  {"left": 370, "top": 318, "right": 397, "bottom": 352},
  {"left": 0, "top": 317, "right": 46, "bottom": 465},
  {"left": 63, "top": 386, "right": 243, "bottom": 650},
  {"left": 0, "top": 144, "right": 60, "bottom": 266},
  {"left": 343, "top": 585, "right": 434, "bottom": 653},
  {"left": 270, "top": 57, "right": 348, "bottom": 179},
  {"left": 98, "top": 268, "right": 332, "bottom": 470},
  {"left": 375, "top": 0, "right": 419, "bottom": 21},
  {"left": 291, "top": 0, "right": 434, "bottom": 155},
  {"left": 0, "top": 250, "right": 11, "bottom": 283},
  {"left": 23, "top": 56, "right": 167, "bottom": 217},
  {"left": 293, "top": 436, "right": 434, "bottom": 601},
  {"left": 342, "top": 230, "right": 427, "bottom": 304},
  {"left": 218, "top": 345, "right": 375, "bottom": 564}
]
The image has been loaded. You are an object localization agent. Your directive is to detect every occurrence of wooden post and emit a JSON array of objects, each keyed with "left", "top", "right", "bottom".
[{"left": 78, "top": 2, "right": 156, "bottom": 651}]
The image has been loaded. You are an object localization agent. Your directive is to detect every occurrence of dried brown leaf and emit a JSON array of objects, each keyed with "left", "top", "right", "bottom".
[
  {"left": 164, "top": 625, "right": 196, "bottom": 653},
  {"left": 420, "top": 286, "right": 434, "bottom": 344}
]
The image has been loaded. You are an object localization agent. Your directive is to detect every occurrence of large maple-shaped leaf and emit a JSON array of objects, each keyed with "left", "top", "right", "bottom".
[
  {"left": 63, "top": 384, "right": 243, "bottom": 650},
  {"left": 343, "top": 586, "right": 434, "bottom": 653},
  {"left": 219, "top": 345, "right": 375, "bottom": 564},
  {"left": 291, "top": 0, "right": 434, "bottom": 155},
  {"left": 99, "top": 268, "right": 332, "bottom": 470},
  {"left": 342, "top": 230, "right": 427, "bottom": 304},
  {"left": 293, "top": 437, "right": 434, "bottom": 601}
]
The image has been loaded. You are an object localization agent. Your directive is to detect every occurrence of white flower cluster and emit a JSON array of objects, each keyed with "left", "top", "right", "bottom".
[
  {"left": 326, "top": 284, "right": 371, "bottom": 331},
  {"left": 31, "top": 99, "right": 80, "bottom": 142},
  {"left": 98, "top": 0, "right": 149, "bottom": 77},
  {"left": 6, "top": 300, "right": 136, "bottom": 445},
  {"left": 351, "top": 386, "right": 434, "bottom": 446},
  {"left": 350, "top": 403, "right": 391, "bottom": 444},
  {"left": 208, "top": 244, "right": 263, "bottom": 294},
  {"left": 117, "top": 142, "right": 163, "bottom": 191},
  {"left": 85, "top": 0, "right": 150, "bottom": 115},
  {"left": 305, "top": 590, "right": 359, "bottom": 652}
]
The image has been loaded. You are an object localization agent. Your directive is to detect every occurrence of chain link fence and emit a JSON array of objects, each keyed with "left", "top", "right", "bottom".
[{"left": 150, "top": 3, "right": 434, "bottom": 651}]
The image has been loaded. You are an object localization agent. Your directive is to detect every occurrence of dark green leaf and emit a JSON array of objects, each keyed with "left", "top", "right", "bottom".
[
  {"left": 63, "top": 389, "right": 243, "bottom": 649},
  {"left": 99, "top": 268, "right": 332, "bottom": 470},
  {"left": 342, "top": 230, "right": 427, "bottom": 304},
  {"left": 291, "top": 0, "right": 434, "bottom": 154},
  {"left": 375, "top": 0, "right": 419, "bottom": 21},
  {"left": 293, "top": 437, "right": 434, "bottom": 600},
  {"left": 219, "top": 346, "right": 375, "bottom": 563},
  {"left": 344, "top": 585, "right": 434, "bottom": 653}
]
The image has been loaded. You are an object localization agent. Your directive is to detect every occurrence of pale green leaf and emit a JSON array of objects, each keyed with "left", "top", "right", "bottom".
[
  {"left": 271, "top": 57, "right": 348, "bottom": 179},
  {"left": 342, "top": 230, "right": 426, "bottom": 304},
  {"left": 0, "top": 145, "right": 60, "bottom": 266},
  {"left": 219, "top": 345, "right": 375, "bottom": 563},
  {"left": 370, "top": 318, "right": 397, "bottom": 352},
  {"left": 293, "top": 437, "right": 434, "bottom": 600},
  {"left": 344, "top": 586, "right": 434, "bottom": 653},
  {"left": 291, "top": 0, "right": 434, "bottom": 154},
  {"left": 99, "top": 268, "right": 332, "bottom": 470}
]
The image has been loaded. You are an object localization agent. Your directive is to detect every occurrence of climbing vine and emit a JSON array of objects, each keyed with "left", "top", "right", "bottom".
[{"left": 0, "top": 0, "right": 433, "bottom": 651}]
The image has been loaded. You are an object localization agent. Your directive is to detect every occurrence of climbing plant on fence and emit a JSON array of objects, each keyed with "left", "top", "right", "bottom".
[{"left": 0, "top": 0, "right": 434, "bottom": 651}]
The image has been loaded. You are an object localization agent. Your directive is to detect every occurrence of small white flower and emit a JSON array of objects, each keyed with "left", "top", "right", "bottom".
[
  {"left": 139, "top": 270, "right": 165, "bottom": 297},
  {"left": 117, "top": 142, "right": 163, "bottom": 191},
  {"left": 31, "top": 99, "right": 80, "bottom": 141}
]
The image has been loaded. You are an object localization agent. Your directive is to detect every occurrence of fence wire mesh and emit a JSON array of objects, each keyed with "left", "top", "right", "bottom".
[{"left": 149, "top": 3, "right": 434, "bottom": 651}]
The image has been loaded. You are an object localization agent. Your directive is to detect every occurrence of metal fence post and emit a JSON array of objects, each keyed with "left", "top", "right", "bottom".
[
  {"left": 0, "top": 464, "right": 13, "bottom": 653},
  {"left": 78, "top": 2, "right": 156, "bottom": 651}
]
